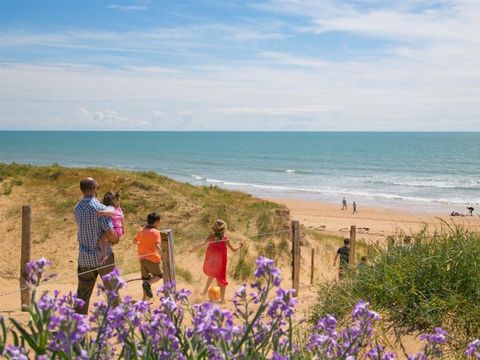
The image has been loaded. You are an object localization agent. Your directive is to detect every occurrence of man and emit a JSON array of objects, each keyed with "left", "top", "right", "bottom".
[
  {"left": 333, "top": 238, "right": 350, "bottom": 280},
  {"left": 342, "top": 197, "right": 347, "bottom": 210},
  {"left": 352, "top": 201, "right": 358, "bottom": 214},
  {"left": 74, "top": 177, "right": 118, "bottom": 314}
]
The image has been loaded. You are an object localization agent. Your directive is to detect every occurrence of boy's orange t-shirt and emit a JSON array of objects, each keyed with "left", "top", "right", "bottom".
[{"left": 134, "top": 227, "right": 161, "bottom": 263}]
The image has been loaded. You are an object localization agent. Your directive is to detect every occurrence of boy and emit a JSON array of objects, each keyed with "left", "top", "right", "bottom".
[
  {"left": 357, "top": 256, "right": 368, "bottom": 273},
  {"left": 333, "top": 238, "right": 350, "bottom": 280},
  {"left": 134, "top": 212, "right": 163, "bottom": 300}
]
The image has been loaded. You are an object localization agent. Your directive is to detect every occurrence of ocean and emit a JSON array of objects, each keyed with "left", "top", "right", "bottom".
[{"left": 1, "top": 131, "right": 479, "bottom": 213}]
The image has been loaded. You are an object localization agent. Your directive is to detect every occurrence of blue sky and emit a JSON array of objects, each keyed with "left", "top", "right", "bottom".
[{"left": 1, "top": 0, "right": 479, "bottom": 130}]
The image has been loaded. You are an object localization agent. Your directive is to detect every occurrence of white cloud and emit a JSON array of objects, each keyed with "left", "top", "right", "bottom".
[
  {"left": 107, "top": 0, "right": 150, "bottom": 11},
  {"left": 74, "top": 108, "right": 152, "bottom": 129},
  {"left": 1, "top": 59, "right": 478, "bottom": 131}
]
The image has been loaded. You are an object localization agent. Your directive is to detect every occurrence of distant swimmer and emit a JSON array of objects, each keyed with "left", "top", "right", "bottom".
[
  {"left": 467, "top": 207, "right": 474, "bottom": 216},
  {"left": 342, "top": 197, "right": 347, "bottom": 210},
  {"left": 352, "top": 201, "right": 358, "bottom": 214}
]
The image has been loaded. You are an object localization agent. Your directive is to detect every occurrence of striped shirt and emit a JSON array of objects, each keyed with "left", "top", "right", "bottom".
[{"left": 74, "top": 196, "right": 113, "bottom": 268}]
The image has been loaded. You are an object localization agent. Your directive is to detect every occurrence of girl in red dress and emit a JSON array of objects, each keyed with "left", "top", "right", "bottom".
[{"left": 190, "top": 219, "right": 243, "bottom": 303}]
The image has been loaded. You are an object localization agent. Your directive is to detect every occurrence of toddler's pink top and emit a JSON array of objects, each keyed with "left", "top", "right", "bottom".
[{"left": 111, "top": 206, "right": 124, "bottom": 238}]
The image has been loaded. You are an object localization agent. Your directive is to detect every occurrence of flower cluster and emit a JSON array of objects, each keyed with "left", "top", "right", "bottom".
[
  {"left": 25, "top": 257, "right": 55, "bottom": 288},
  {"left": 308, "top": 300, "right": 394, "bottom": 359},
  {"left": 465, "top": 339, "right": 480, "bottom": 359},
  {"left": 1, "top": 256, "right": 479, "bottom": 359}
]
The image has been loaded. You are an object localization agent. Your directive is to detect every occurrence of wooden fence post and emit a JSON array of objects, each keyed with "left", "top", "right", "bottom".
[
  {"left": 291, "top": 220, "right": 300, "bottom": 297},
  {"left": 160, "top": 229, "right": 176, "bottom": 288},
  {"left": 310, "top": 248, "right": 315, "bottom": 285},
  {"left": 20, "top": 205, "right": 32, "bottom": 311},
  {"left": 349, "top": 225, "right": 356, "bottom": 267}
]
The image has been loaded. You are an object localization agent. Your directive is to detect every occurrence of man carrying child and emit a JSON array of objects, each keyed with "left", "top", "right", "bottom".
[
  {"left": 74, "top": 177, "right": 119, "bottom": 314},
  {"left": 134, "top": 212, "right": 163, "bottom": 300}
]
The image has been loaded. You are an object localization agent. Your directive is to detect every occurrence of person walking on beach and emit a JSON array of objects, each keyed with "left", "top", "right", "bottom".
[
  {"left": 134, "top": 212, "right": 163, "bottom": 301},
  {"left": 352, "top": 201, "right": 358, "bottom": 214},
  {"left": 190, "top": 219, "right": 243, "bottom": 304},
  {"left": 333, "top": 238, "right": 350, "bottom": 280},
  {"left": 74, "top": 177, "right": 119, "bottom": 314},
  {"left": 467, "top": 206, "right": 474, "bottom": 216},
  {"left": 342, "top": 197, "right": 347, "bottom": 210}
]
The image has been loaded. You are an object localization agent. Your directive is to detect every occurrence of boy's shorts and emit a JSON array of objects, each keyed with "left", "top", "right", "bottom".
[{"left": 140, "top": 259, "right": 162, "bottom": 280}]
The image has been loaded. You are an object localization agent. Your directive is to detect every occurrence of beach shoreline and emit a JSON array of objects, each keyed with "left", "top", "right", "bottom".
[{"left": 268, "top": 196, "right": 480, "bottom": 244}]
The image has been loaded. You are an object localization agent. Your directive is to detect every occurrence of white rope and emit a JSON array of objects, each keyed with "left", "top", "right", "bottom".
[
  {"left": 202, "top": 229, "right": 290, "bottom": 244},
  {"left": 0, "top": 229, "right": 291, "bottom": 298},
  {"left": 0, "top": 250, "right": 160, "bottom": 298}
]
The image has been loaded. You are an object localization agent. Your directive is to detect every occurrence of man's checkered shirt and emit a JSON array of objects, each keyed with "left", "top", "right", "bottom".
[{"left": 75, "top": 196, "right": 113, "bottom": 268}]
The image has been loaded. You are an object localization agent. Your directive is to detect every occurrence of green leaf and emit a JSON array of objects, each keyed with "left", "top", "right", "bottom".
[{"left": 10, "top": 318, "right": 41, "bottom": 353}]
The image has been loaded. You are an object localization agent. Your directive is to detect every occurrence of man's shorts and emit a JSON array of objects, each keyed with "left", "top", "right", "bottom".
[{"left": 140, "top": 259, "right": 162, "bottom": 280}]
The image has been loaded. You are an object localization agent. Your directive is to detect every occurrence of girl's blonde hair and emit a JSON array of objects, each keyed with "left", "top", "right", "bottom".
[{"left": 210, "top": 219, "right": 227, "bottom": 240}]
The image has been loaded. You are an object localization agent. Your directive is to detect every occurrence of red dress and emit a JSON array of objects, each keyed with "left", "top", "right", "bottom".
[{"left": 203, "top": 236, "right": 228, "bottom": 287}]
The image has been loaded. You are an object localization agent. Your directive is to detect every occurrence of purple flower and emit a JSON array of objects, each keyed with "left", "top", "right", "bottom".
[
  {"left": 315, "top": 314, "right": 338, "bottom": 337},
  {"left": 366, "top": 344, "right": 396, "bottom": 360},
  {"left": 254, "top": 256, "right": 281, "bottom": 286},
  {"left": 411, "top": 327, "right": 448, "bottom": 359},
  {"left": 352, "top": 300, "right": 380, "bottom": 322},
  {"left": 465, "top": 339, "right": 480, "bottom": 359},
  {"left": 98, "top": 267, "right": 125, "bottom": 304},
  {"left": 270, "top": 352, "right": 289, "bottom": 360},
  {"left": 47, "top": 293, "right": 91, "bottom": 354},
  {"left": 37, "top": 293, "right": 54, "bottom": 312},
  {"left": 419, "top": 327, "right": 447, "bottom": 345},
  {"left": 267, "top": 288, "right": 297, "bottom": 319},
  {"left": 187, "top": 302, "right": 235, "bottom": 344},
  {"left": 25, "top": 257, "right": 55, "bottom": 288},
  {"left": 408, "top": 352, "right": 426, "bottom": 360},
  {"left": 3, "top": 344, "right": 29, "bottom": 360},
  {"left": 308, "top": 314, "right": 340, "bottom": 357}
]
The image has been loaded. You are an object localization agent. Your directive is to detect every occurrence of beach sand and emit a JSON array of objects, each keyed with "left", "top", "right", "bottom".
[{"left": 272, "top": 198, "right": 480, "bottom": 244}]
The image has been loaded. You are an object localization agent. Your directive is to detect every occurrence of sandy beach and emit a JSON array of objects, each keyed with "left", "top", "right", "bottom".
[{"left": 273, "top": 198, "right": 480, "bottom": 244}]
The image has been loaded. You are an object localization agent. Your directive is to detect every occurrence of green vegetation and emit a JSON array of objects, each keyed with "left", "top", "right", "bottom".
[
  {"left": 311, "top": 225, "right": 480, "bottom": 351},
  {"left": 231, "top": 246, "right": 256, "bottom": 281},
  {"left": 176, "top": 265, "right": 194, "bottom": 284}
]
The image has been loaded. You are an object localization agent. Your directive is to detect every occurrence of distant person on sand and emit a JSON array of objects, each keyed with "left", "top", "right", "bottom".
[
  {"left": 467, "top": 207, "right": 474, "bottom": 216},
  {"left": 352, "top": 201, "right": 358, "bottom": 214},
  {"left": 74, "top": 177, "right": 119, "bottom": 315},
  {"left": 342, "top": 197, "right": 347, "bottom": 210},
  {"left": 97, "top": 191, "right": 125, "bottom": 263},
  {"left": 190, "top": 219, "right": 243, "bottom": 304},
  {"left": 134, "top": 212, "right": 162, "bottom": 301},
  {"left": 333, "top": 238, "right": 350, "bottom": 280}
]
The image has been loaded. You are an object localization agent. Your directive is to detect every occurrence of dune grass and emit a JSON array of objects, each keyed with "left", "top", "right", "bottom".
[{"left": 310, "top": 225, "right": 480, "bottom": 353}]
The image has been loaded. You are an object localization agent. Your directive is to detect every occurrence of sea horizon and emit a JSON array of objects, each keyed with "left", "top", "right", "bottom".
[{"left": 1, "top": 131, "right": 479, "bottom": 214}]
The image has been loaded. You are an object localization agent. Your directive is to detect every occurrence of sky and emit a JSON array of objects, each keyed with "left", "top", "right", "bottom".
[{"left": 0, "top": 0, "right": 479, "bottom": 131}]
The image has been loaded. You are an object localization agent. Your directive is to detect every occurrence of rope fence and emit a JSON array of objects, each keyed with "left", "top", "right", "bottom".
[{"left": 0, "top": 229, "right": 291, "bottom": 299}]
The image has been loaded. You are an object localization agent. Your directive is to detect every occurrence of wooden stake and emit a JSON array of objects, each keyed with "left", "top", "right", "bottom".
[
  {"left": 20, "top": 205, "right": 31, "bottom": 311},
  {"left": 160, "top": 229, "right": 176, "bottom": 288},
  {"left": 310, "top": 248, "right": 315, "bottom": 285},
  {"left": 291, "top": 220, "right": 300, "bottom": 297},
  {"left": 349, "top": 225, "right": 356, "bottom": 267}
]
